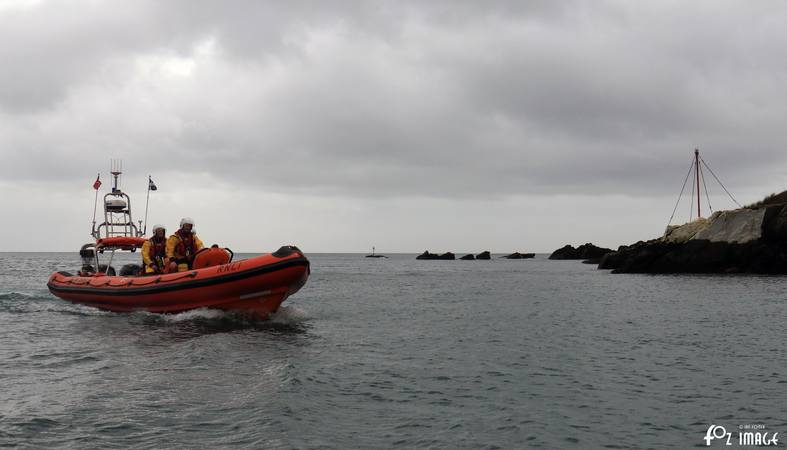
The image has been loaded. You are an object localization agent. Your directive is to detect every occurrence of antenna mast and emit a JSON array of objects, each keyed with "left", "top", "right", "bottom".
[
  {"left": 92, "top": 160, "right": 141, "bottom": 239},
  {"left": 695, "top": 148, "right": 701, "bottom": 219},
  {"left": 667, "top": 148, "right": 738, "bottom": 228},
  {"left": 111, "top": 159, "right": 122, "bottom": 193}
]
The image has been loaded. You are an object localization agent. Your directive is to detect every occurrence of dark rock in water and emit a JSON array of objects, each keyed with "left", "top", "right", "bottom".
[
  {"left": 549, "top": 243, "right": 613, "bottom": 263},
  {"left": 598, "top": 203, "right": 787, "bottom": 274},
  {"left": 599, "top": 238, "right": 787, "bottom": 274},
  {"left": 503, "top": 252, "right": 535, "bottom": 259},
  {"left": 440, "top": 252, "right": 456, "bottom": 260},
  {"left": 476, "top": 251, "right": 491, "bottom": 260},
  {"left": 417, "top": 251, "right": 456, "bottom": 260},
  {"left": 416, "top": 251, "right": 437, "bottom": 260},
  {"left": 602, "top": 239, "right": 751, "bottom": 273},
  {"left": 459, "top": 254, "right": 475, "bottom": 260}
]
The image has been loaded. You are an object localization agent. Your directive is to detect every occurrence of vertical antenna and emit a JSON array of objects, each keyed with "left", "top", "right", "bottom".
[
  {"left": 695, "top": 148, "right": 701, "bottom": 219},
  {"left": 143, "top": 175, "right": 152, "bottom": 235},
  {"left": 91, "top": 173, "right": 100, "bottom": 238},
  {"left": 688, "top": 159, "right": 696, "bottom": 222},
  {"left": 111, "top": 159, "right": 122, "bottom": 193}
]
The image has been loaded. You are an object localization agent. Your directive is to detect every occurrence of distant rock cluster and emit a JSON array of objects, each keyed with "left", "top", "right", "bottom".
[
  {"left": 416, "top": 250, "right": 534, "bottom": 260},
  {"left": 475, "top": 251, "right": 491, "bottom": 260},
  {"left": 549, "top": 243, "right": 613, "bottom": 264},
  {"left": 416, "top": 251, "right": 456, "bottom": 260},
  {"left": 376, "top": 192, "right": 787, "bottom": 274},
  {"left": 502, "top": 252, "right": 535, "bottom": 259}
]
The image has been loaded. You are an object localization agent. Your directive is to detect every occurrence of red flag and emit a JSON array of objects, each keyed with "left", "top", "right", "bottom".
[{"left": 93, "top": 174, "right": 101, "bottom": 190}]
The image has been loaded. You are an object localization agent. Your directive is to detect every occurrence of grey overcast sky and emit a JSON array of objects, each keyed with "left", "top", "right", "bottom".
[{"left": 1, "top": 0, "right": 786, "bottom": 253}]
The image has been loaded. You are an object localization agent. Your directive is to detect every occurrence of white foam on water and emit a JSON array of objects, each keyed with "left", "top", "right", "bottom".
[
  {"left": 269, "top": 305, "right": 309, "bottom": 324},
  {"left": 62, "top": 303, "right": 116, "bottom": 316},
  {"left": 162, "top": 308, "right": 228, "bottom": 322}
]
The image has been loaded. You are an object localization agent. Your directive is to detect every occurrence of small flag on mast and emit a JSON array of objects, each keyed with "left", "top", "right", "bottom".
[
  {"left": 93, "top": 174, "right": 101, "bottom": 190},
  {"left": 148, "top": 176, "right": 157, "bottom": 191}
]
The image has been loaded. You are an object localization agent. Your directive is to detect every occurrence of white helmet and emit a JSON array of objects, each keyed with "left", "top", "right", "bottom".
[
  {"left": 152, "top": 224, "right": 165, "bottom": 233},
  {"left": 180, "top": 217, "right": 195, "bottom": 227}
]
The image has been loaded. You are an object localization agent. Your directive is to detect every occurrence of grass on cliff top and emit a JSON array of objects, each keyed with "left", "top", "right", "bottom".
[{"left": 744, "top": 190, "right": 787, "bottom": 209}]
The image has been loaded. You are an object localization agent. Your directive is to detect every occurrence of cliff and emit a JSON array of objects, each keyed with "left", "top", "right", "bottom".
[{"left": 599, "top": 193, "right": 787, "bottom": 274}]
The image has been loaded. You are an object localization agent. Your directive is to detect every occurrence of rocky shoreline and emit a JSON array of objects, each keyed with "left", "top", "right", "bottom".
[
  {"left": 597, "top": 198, "right": 787, "bottom": 274},
  {"left": 397, "top": 195, "right": 787, "bottom": 273}
]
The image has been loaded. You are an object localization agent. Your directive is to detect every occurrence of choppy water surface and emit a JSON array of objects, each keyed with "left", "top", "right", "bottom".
[{"left": 0, "top": 252, "right": 785, "bottom": 448}]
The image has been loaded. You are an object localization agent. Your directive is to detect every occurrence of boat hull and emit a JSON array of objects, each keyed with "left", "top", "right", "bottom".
[{"left": 47, "top": 248, "right": 309, "bottom": 319}]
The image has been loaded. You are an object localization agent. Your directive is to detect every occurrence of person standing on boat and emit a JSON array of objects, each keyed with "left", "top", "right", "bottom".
[
  {"left": 142, "top": 224, "right": 169, "bottom": 274},
  {"left": 166, "top": 217, "right": 204, "bottom": 272}
]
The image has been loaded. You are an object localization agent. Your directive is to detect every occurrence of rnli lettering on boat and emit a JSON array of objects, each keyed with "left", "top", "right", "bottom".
[{"left": 216, "top": 261, "right": 242, "bottom": 273}]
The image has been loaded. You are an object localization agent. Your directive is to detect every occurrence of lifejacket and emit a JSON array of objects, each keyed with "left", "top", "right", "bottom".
[
  {"left": 175, "top": 229, "right": 198, "bottom": 263},
  {"left": 147, "top": 236, "right": 167, "bottom": 261},
  {"left": 146, "top": 236, "right": 167, "bottom": 270}
]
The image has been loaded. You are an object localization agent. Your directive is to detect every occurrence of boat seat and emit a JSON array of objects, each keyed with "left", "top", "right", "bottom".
[
  {"left": 119, "top": 264, "right": 142, "bottom": 276},
  {"left": 192, "top": 247, "right": 231, "bottom": 269}
]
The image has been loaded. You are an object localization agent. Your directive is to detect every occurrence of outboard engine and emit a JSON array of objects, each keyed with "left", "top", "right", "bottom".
[
  {"left": 79, "top": 244, "right": 96, "bottom": 275},
  {"left": 79, "top": 245, "right": 95, "bottom": 267}
]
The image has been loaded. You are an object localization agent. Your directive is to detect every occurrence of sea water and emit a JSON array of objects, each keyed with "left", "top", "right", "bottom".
[{"left": 0, "top": 252, "right": 785, "bottom": 448}]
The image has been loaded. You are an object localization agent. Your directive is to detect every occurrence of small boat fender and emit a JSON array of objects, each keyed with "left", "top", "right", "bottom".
[{"left": 192, "top": 247, "right": 233, "bottom": 269}]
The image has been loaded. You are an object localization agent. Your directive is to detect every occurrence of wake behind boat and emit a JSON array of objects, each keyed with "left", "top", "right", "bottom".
[{"left": 46, "top": 163, "right": 309, "bottom": 318}]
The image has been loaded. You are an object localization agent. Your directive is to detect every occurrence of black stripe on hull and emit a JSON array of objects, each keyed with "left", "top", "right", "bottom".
[{"left": 48, "top": 257, "right": 309, "bottom": 297}]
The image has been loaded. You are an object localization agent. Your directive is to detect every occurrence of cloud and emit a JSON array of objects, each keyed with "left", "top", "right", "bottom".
[{"left": 2, "top": 1, "right": 787, "bottom": 251}]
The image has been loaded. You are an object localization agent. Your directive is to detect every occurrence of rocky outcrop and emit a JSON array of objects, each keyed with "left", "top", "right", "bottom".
[
  {"left": 503, "top": 252, "right": 535, "bottom": 259},
  {"left": 662, "top": 218, "right": 709, "bottom": 243},
  {"left": 476, "top": 251, "right": 491, "bottom": 260},
  {"left": 663, "top": 209, "right": 766, "bottom": 244},
  {"left": 599, "top": 201, "right": 787, "bottom": 274},
  {"left": 549, "top": 243, "right": 613, "bottom": 263},
  {"left": 416, "top": 251, "right": 456, "bottom": 260},
  {"left": 459, "top": 254, "right": 475, "bottom": 260}
]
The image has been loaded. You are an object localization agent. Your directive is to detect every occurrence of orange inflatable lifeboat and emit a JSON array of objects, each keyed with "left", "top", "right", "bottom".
[
  {"left": 49, "top": 164, "right": 310, "bottom": 319},
  {"left": 48, "top": 246, "right": 310, "bottom": 319}
]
